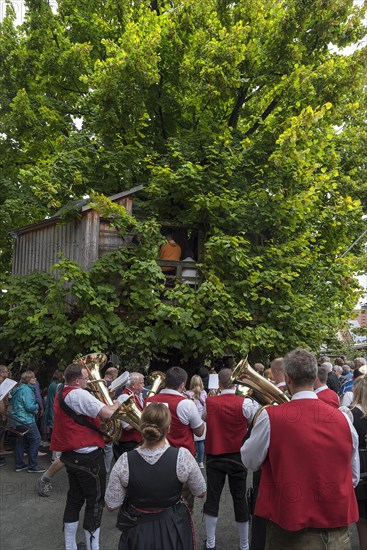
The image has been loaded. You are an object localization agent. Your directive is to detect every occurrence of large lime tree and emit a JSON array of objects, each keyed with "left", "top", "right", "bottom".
[{"left": 0, "top": 0, "right": 366, "bottom": 367}]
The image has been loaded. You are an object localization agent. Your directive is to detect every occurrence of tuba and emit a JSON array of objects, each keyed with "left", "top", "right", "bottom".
[
  {"left": 147, "top": 371, "right": 166, "bottom": 398},
  {"left": 117, "top": 394, "right": 142, "bottom": 431},
  {"left": 79, "top": 352, "right": 123, "bottom": 442},
  {"left": 229, "top": 357, "right": 290, "bottom": 406}
]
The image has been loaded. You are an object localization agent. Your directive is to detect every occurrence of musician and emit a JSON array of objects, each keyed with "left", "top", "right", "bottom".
[
  {"left": 51, "top": 362, "right": 121, "bottom": 550},
  {"left": 241, "top": 348, "right": 360, "bottom": 550},
  {"left": 145, "top": 366, "right": 204, "bottom": 455},
  {"left": 106, "top": 402, "right": 206, "bottom": 550},
  {"left": 113, "top": 372, "right": 145, "bottom": 461},
  {"left": 103, "top": 366, "right": 119, "bottom": 474},
  {"left": 270, "top": 357, "right": 286, "bottom": 391},
  {"left": 314, "top": 366, "right": 340, "bottom": 408},
  {"left": 202, "top": 368, "right": 260, "bottom": 550},
  {"left": 104, "top": 367, "right": 119, "bottom": 385}
]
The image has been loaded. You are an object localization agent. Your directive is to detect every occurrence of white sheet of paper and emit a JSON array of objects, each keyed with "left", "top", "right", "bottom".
[
  {"left": 109, "top": 371, "right": 130, "bottom": 392},
  {"left": 208, "top": 373, "right": 219, "bottom": 390},
  {"left": 0, "top": 378, "right": 17, "bottom": 401}
]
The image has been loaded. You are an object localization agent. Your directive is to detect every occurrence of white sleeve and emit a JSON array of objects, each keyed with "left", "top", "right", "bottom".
[
  {"left": 176, "top": 448, "right": 206, "bottom": 496},
  {"left": 176, "top": 399, "right": 203, "bottom": 429},
  {"left": 241, "top": 408, "right": 270, "bottom": 471},
  {"left": 343, "top": 415, "right": 361, "bottom": 488},
  {"left": 242, "top": 398, "right": 261, "bottom": 422},
  {"left": 341, "top": 392, "right": 353, "bottom": 407},
  {"left": 105, "top": 453, "right": 129, "bottom": 508},
  {"left": 64, "top": 389, "right": 105, "bottom": 418}
]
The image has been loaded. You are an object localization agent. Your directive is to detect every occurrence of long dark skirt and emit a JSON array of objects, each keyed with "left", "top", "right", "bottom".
[
  {"left": 356, "top": 450, "right": 367, "bottom": 519},
  {"left": 118, "top": 501, "right": 195, "bottom": 550}
]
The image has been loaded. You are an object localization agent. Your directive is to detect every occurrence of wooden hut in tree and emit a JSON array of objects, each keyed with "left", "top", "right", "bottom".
[{"left": 11, "top": 185, "right": 143, "bottom": 276}]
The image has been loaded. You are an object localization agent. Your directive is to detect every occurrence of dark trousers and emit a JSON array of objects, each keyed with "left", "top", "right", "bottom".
[
  {"left": 203, "top": 453, "right": 248, "bottom": 522},
  {"left": 265, "top": 521, "right": 350, "bottom": 550},
  {"left": 250, "top": 469, "right": 266, "bottom": 550},
  {"left": 113, "top": 440, "right": 139, "bottom": 462},
  {"left": 61, "top": 448, "right": 106, "bottom": 532},
  {"left": 15, "top": 422, "right": 41, "bottom": 470}
]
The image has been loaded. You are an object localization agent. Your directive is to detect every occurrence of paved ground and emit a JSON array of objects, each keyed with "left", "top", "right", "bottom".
[{"left": 0, "top": 446, "right": 361, "bottom": 549}]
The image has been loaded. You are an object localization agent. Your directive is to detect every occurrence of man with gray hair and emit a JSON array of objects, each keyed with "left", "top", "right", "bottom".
[
  {"left": 113, "top": 372, "right": 145, "bottom": 461},
  {"left": 321, "top": 361, "right": 340, "bottom": 394},
  {"left": 241, "top": 348, "right": 360, "bottom": 549}
]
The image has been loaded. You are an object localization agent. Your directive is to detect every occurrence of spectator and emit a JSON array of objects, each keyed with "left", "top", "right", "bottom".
[
  {"left": 43, "top": 369, "right": 64, "bottom": 444},
  {"left": 159, "top": 233, "right": 182, "bottom": 274},
  {"left": 350, "top": 374, "right": 367, "bottom": 549},
  {"left": 12, "top": 371, "right": 46, "bottom": 473},
  {"left": 187, "top": 375, "right": 207, "bottom": 468},
  {"left": 321, "top": 361, "right": 340, "bottom": 393}
]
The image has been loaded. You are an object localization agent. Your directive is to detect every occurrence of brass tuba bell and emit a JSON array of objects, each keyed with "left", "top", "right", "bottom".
[
  {"left": 79, "top": 352, "right": 123, "bottom": 442},
  {"left": 229, "top": 357, "right": 290, "bottom": 406},
  {"left": 117, "top": 394, "right": 142, "bottom": 431},
  {"left": 147, "top": 371, "right": 166, "bottom": 398}
]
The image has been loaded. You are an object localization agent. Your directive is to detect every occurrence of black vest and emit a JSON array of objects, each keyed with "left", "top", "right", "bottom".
[{"left": 127, "top": 447, "right": 182, "bottom": 509}]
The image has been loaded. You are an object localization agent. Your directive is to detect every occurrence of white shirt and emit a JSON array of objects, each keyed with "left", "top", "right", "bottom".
[
  {"left": 241, "top": 390, "right": 360, "bottom": 487},
  {"left": 157, "top": 389, "right": 203, "bottom": 429},
  {"left": 314, "top": 385, "right": 328, "bottom": 394},
  {"left": 65, "top": 387, "right": 104, "bottom": 453},
  {"left": 341, "top": 391, "right": 354, "bottom": 407},
  {"left": 202, "top": 389, "right": 261, "bottom": 422}
]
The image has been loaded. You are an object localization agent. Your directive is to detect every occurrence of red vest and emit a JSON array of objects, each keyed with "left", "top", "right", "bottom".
[
  {"left": 146, "top": 393, "right": 196, "bottom": 455},
  {"left": 316, "top": 388, "right": 340, "bottom": 409},
  {"left": 256, "top": 399, "right": 358, "bottom": 530},
  {"left": 119, "top": 388, "right": 144, "bottom": 443},
  {"left": 50, "top": 386, "right": 104, "bottom": 452},
  {"left": 205, "top": 394, "right": 248, "bottom": 455}
]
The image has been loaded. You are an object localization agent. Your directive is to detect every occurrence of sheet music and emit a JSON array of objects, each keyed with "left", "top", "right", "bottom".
[
  {"left": 109, "top": 371, "right": 130, "bottom": 392},
  {"left": 208, "top": 373, "right": 219, "bottom": 390},
  {"left": 0, "top": 379, "right": 17, "bottom": 401}
]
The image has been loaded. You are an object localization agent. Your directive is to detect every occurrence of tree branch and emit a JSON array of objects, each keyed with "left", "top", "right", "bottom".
[{"left": 245, "top": 97, "right": 279, "bottom": 136}]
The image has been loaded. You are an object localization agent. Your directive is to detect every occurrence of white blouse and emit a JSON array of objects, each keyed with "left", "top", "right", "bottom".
[{"left": 105, "top": 444, "right": 206, "bottom": 509}]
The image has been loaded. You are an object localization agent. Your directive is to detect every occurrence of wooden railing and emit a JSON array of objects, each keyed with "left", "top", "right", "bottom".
[{"left": 156, "top": 260, "right": 200, "bottom": 287}]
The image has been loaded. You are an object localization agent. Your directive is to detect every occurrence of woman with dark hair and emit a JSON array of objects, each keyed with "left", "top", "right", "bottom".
[
  {"left": 350, "top": 374, "right": 367, "bottom": 549},
  {"left": 105, "top": 402, "right": 206, "bottom": 550}
]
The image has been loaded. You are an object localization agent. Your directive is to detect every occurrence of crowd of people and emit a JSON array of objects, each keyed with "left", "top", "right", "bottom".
[{"left": 0, "top": 352, "right": 366, "bottom": 549}]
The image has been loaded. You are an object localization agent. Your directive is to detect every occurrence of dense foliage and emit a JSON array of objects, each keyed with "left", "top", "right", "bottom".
[{"left": 0, "top": 0, "right": 366, "bottom": 367}]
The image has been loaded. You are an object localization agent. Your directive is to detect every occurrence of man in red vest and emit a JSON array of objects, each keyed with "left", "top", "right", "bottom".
[
  {"left": 113, "top": 372, "right": 145, "bottom": 461},
  {"left": 202, "top": 368, "right": 260, "bottom": 550},
  {"left": 270, "top": 357, "right": 287, "bottom": 392},
  {"left": 315, "top": 366, "right": 340, "bottom": 409},
  {"left": 146, "top": 366, "right": 204, "bottom": 510},
  {"left": 51, "top": 362, "right": 121, "bottom": 550},
  {"left": 241, "top": 348, "right": 360, "bottom": 550},
  {"left": 145, "top": 366, "right": 204, "bottom": 454}
]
